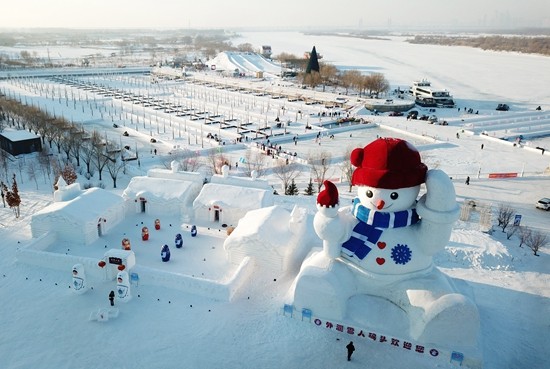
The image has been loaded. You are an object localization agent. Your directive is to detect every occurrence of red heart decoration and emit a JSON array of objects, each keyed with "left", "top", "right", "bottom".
[
  {"left": 376, "top": 258, "right": 385, "bottom": 265},
  {"left": 377, "top": 242, "right": 386, "bottom": 249}
]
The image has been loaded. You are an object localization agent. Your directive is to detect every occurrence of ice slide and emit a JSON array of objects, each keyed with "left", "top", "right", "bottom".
[{"left": 223, "top": 52, "right": 282, "bottom": 75}]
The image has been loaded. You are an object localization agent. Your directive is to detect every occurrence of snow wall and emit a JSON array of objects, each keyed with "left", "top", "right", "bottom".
[{"left": 16, "top": 232, "right": 255, "bottom": 302}]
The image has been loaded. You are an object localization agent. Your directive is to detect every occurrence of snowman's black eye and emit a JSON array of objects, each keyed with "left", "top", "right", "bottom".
[
  {"left": 366, "top": 190, "right": 373, "bottom": 198},
  {"left": 390, "top": 192, "right": 399, "bottom": 200}
]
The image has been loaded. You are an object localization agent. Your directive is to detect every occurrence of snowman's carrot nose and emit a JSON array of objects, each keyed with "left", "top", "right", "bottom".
[{"left": 376, "top": 199, "right": 385, "bottom": 210}]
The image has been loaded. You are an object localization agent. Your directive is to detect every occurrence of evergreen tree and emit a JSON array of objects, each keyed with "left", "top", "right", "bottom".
[
  {"left": 285, "top": 179, "right": 299, "bottom": 196},
  {"left": 61, "top": 163, "right": 77, "bottom": 185},
  {"left": 304, "top": 178, "right": 315, "bottom": 196},
  {"left": 305, "top": 46, "right": 320, "bottom": 74},
  {"left": 2, "top": 174, "right": 21, "bottom": 218}
]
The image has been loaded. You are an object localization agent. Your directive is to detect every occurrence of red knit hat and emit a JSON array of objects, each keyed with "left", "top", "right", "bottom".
[
  {"left": 317, "top": 180, "right": 339, "bottom": 207},
  {"left": 350, "top": 138, "right": 427, "bottom": 189}
]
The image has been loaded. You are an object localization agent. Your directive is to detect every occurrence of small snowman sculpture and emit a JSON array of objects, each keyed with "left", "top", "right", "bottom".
[
  {"left": 175, "top": 233, "right": 184, "bottom": 249},
  {"left": 161, "top": 244, "right": 171, "bottom": 262},
  {"left": 292, "top": 138, "right": 479, "bottom": 346},
  {"left": 116, "top": 271, "right": 132, "bottom": 302},
  {"left": 71, "top": 264, "right": 88, "bottom": 295}
]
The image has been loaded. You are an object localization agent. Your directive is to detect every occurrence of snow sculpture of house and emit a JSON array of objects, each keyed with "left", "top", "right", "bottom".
[
  {"left": 224, "top": 205, "right": 316, "bottom": 273},
  {"left": 122, "top": 161, "right": 203, "bottom": 220},
  {"left": 193, "top": 166, "right": 274, "bottom": 226},
  {"left": 31, "top": 184, "right": 125, "bottom": 245}
]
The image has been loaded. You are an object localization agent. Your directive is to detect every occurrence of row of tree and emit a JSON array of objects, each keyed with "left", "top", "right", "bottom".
[
  {"left": 0, "top": 95, "right": 127, "bottom": 190},
  {"left": 275, "top": 51, "right": 390, "bottom": 96},
  {"left": 497, "top": 204, "right": 548, "bottom": 256},
  {"left": 409, "top": 35, "right": 550, "bottom": 57}
]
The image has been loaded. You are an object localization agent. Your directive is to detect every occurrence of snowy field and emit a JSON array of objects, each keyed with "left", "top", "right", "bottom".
[{"left": 0, "top": 33, "right": 549, "bottom": 369}]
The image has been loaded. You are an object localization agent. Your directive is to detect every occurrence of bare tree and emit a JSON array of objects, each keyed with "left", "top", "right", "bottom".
[
  {"left": 308, "top": 150, "right": 332, "bottom": 191},
  {"left": 367, "top": 73, "right": 390, "bottom": 95},
  {"left": 38, "top": 149, "right": 53, "bottom": 184},
  {"left": 339, "top": 70, "right": 361, "bottom": 95},
  {"left": 180, "top": 151, "right": 203, "bottom": 172},
  {"left": 496, "top": 203, "right": 515, "bottom": 232},
  {"left": 242, "top": 149, "right": 267, "bottom": 178},
  {"left": 205, "top": 148, "right": 229, "bottom": 175},
  {"left": 0, "top": 149, "right": 9, "bottom": 181},
  {"left": 303, "top": 71, "right": 322, "bottom": 89},
  {"left": 319, "top": 63, "right": 338, "bottom": 92},
  {"left": 506, "top": 225, "right": 519, "bottom": 240},
  {"left": 68, "top": 131, "right": 83, "bottom": 167},
  {"left": 105, "top": 149, "right": 125, "bottom": 189},
  {"left": 340, "top": 146, "right": 355, "bottom": 192},
  {"left": 526, "top": 229, "right": 548, "bottom": 256},
  {"left": 27, "top": 160, "right": 39, "bottom": 190},
  {"left": 80, "top": 140, "right": 94, "bottom": 176},
  {"left": 518, "top": 226, "right": 532, "bottom": 247},
  {"left": 17, "top": 159, "right": 25, "bottom": 184},
  {"left": 272, "top": 159, "right": 300, "bottom": 193},
  {"left": 161, "top": 150, "right": 202, "bottom": 172},
  {"left": 89, "top": 130, "right": 110, "bottom": 181}
]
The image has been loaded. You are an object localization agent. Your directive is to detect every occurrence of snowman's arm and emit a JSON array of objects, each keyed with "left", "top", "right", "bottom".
[
  {"left": 339, "top": 208, "right": 357, "bottom": 241},
  {"left": 415, "top": 169, "right": 460, "bottom": 255}
]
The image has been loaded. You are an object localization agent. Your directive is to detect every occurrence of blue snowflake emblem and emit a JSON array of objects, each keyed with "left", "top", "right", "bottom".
[{"left": 391, "top": 244, "right": 412, "bottom": 265}]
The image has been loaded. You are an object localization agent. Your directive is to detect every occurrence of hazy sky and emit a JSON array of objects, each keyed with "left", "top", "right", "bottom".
[{"left": 2, "top": 0, "right": 549, "bottom": 30}]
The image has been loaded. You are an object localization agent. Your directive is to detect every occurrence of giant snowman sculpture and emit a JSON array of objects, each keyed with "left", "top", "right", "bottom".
[{"left": 290, "top": 138, "right": 479, "bottom": 347}]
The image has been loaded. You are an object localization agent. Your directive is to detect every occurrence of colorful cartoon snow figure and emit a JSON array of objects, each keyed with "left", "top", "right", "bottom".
[
  {"left": 190, "top": 225, "right": 197, "bottom": 237},
  {"left": 155, "top": 219, "right": 161, "bottom": 230},
  {"left": 291, "top": 138, "right": 479, "bottom": 347},
  {"left": 71, "top": 264, "right": 87, "bottom": 295},
  {"left": 175, "top": 233, "right": 183, "bottom": 249},
  {"left": 121, "top": 238, "right": 131, "bottom": 250},
  {"left": 116, "top": 271, "right": 131, "bottom": 302},
  {"left": 142, "top": 226, "right": 149, "bottom": 241},
  {"left": 161, "top": 244, "right": 171, "bottom": 262}
]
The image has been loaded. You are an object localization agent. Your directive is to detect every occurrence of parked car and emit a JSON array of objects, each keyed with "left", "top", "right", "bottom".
[
  {"left": 407, "top": 111, "right": 418, "bottom": 120},
  {"left": 419, "top": 114, "right": 430, "bottom": 121},
  {"left": 428, "top": 115, "right": 438, "bottom": 123},
  {"left": 536, "top": 198, "right": 550, "bottom": 210},
  {"left": 389, "top": 111, "right": 403, "bottom": 116},
  {"left": 496, "top": 104, "right": 510, "bottom": 111}
]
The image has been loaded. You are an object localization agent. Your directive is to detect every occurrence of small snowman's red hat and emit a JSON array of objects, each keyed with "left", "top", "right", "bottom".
[
  {"left": 350, "top": 138, "right": 427, "bottom": 189},
  {"left": 317, "top": 180, "right": 339, "bottom": 207}
]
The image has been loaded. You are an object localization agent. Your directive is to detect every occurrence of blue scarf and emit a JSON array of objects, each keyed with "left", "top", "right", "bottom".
[{"left": 342, "top": 198, "right": 419, "bottom": 260}]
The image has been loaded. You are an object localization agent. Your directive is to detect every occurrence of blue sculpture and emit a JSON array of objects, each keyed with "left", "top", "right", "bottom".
[
  {"left": 175, "top": 233, "right": 183, "bottom": 249},
  {"left": 161, "top": 244, "right": 171, "bottom": 262}
]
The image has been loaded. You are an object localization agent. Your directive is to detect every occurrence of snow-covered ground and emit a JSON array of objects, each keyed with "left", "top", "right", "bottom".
[{"left": 0, "top": 33, "right": 549, "bottom": 369}]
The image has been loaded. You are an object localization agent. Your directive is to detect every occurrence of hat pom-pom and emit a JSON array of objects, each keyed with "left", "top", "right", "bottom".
[
  {"left": 317, "top": 180, "right": 339, "bottom": 207},
  {"left": 350, "top": 147, "right": 364, "bottom": 168}
]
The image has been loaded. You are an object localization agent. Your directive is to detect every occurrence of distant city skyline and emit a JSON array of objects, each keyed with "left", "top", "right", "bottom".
[{"left": 2, "top": 0, "right": 549, "bottom": 30}]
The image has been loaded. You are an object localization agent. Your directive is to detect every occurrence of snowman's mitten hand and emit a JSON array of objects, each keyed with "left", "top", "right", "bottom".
[{"left": 416, "top": 169, "right": 459, "bottom": 223}]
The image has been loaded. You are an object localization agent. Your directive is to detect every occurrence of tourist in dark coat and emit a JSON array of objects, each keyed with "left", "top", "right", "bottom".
[{"left": 346, "top": 341, "right": 355, "bottom": 361}]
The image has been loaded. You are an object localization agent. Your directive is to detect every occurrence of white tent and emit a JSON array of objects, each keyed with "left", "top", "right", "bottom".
[{"left": 31, "top": 187, "right": 125, "bottom": 245}]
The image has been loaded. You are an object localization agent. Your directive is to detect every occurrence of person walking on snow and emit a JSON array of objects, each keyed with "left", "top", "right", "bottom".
[
  {"left": 109, "top": 290, "right": 115, "bottom": 306},
  {"left": 346, "top": 341, "right": 355, "bottom": 361},
  {"left": 465, "top": 176, "right": 470, "bottom": 185}
]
